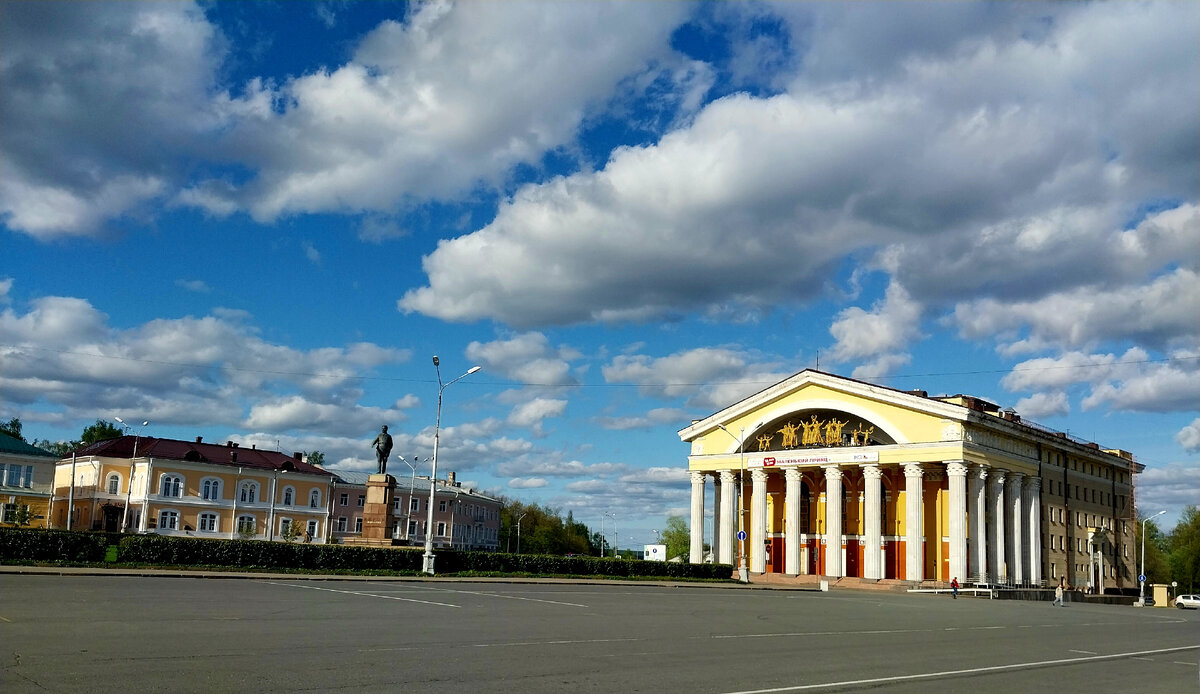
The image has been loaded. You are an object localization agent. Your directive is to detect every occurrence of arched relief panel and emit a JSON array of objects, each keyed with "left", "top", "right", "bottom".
[{"left": 727, "top": 404, "right": 904, "bottom": 455}]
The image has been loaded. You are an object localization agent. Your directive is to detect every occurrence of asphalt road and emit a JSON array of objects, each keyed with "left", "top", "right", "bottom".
[{"left": 2, "top": 575, "right": 1197, "bottom": 693}]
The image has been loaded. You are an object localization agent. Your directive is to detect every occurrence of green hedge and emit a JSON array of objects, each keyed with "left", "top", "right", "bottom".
[
  {"left": 1, "top": 529, "right": 732, "bottom": 580},
  {"left": 0, "top": 528, "right": 119, "bottom": 562}
]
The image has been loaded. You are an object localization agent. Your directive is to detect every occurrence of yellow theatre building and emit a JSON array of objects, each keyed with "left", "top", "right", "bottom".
[
  {"left": 680, "top": 370, "right": 1143, "bottom": 591},
  {"left": 52, "top": 436, "right": 334, "bottom": 542}
]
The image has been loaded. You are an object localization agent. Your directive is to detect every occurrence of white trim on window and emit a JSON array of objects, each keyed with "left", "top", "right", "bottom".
[
  {"left": 158, "top": 509, "right": 180, "bottom": 530},
  {"left": 198, "top": 512, "right": 219, "bottom": 533},
  {"left": 309, "top": 489, "right": 321, "bottom": 508},
  {"left": 281, "top": 485, "right": 295, "bottom": 506},
  {"left": 106, "top": 472, "right": 121, "bottom": 495},
  {"left": 239, "top": 481, "right": 259, "bottom": 504},
  {"left": 160, "top": 474, "right": 183, "bottom": 498},
  {"left": 201, "top": 477, "right": 223, "bottom": 501}
]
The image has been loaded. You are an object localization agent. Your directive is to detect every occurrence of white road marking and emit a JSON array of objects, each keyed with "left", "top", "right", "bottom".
[
  {"left": 717, "top": 645, "right": 1200, "bottom": 693},
  {"left": 411, "top": 585, "right": 589, "bottom": 607},
  {"left": 265, "top": 581, "right": 460, "bottom": 608},
  {"left": 1069, "top": 649, "right": 1097, "bottom": 655}
]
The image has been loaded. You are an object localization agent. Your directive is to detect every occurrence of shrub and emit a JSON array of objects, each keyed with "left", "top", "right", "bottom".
[{"left": 0, "top": 528, "right": 113, "bottom": 562}]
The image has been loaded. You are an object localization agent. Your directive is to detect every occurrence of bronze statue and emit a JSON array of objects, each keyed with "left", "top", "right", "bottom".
[{"left": 371, "top": 425, "right": 393, "bottom": 475}]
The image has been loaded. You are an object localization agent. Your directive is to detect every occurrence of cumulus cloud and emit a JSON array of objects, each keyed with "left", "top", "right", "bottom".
[
  {"left": 508, "top": 477, "right": 548, "bottom": 489},
  {"left": 1013, "top": 392, "right": 1070, "bottom": 419},
  {"left": 465, "top": 333, "right": 578, "bottom": 385},
  {"left": 1137, "top": 461, "right": 1200, "bottom": 513},
  {"left": 601, "top": 346, "right": 791, "bottom": 410},
  {"left": 0, "top": 289, "right": 411, "bottom": 432},
  {"left": 175, "top": 279, "right": 211, "bottom": 293},
  {"left": 505, "top": 397, "right": 567, "bottom": 437},
  {"left": 2, "top": 2, "right": 691, "bottom": 236},
  {"left": 1176, "top": 419, "right": 1200, "bottom": 453},
  {"left": 1001, "top": 348, "right": 1200, "bottom": 415},
  {"left": 594, "top": 407, "right": 692, "bottom": 431},
  {"left": 401, "top": 3, "right": 1198, "bottom": 331}
]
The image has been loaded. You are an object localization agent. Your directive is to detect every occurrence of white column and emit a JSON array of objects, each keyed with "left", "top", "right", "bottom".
[
  {"left": 988, "top": 469, "right": 1007, "bottom": 583},
  {"left": 784, "top": 468, "right": 802, "bottom": 575},
  {"left": 751, "top": 469, "right": 768, "bottom": 574},
  {"left": 823, "top": 466, "right": 843, "bottom": 577},
  {"left": 1025, "top": 476, "right": 1042, "bottom": 586},
  {"left": 862, "top": 464, "right": 882, "bottom": 579},
  {"left": 1007, "top": 473, "right": 1024, "bottom": 585},
  {"left": 712, "top": 474, "right": 723, "bottom": 567},
  {"left": 904, "top": 463, "right": 924, "bottom": 581},
  {"left": 718, "top": 471, "right": 736, "bottom": 565},
  {"left": 946, "top": 461, "right": 968, "bottom": 584},
  {"left": 689, "top": 471, "right": 706, "bottom": 564},
  {"left": 969, "top": 464, "right": 988, "bottom": 583}
]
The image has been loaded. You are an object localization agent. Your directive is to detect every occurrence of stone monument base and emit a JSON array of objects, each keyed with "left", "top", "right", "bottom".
[{"left": 361, "top": 473, "right": 396, "bottom": 541}]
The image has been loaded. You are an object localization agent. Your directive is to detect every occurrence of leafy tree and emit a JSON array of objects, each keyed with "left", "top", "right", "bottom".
[
  {"left": 661, "top": 515, "right": 690, "bottom": 561},
  {"left": 0, "top": 417, "right": 23, "bottom": 442},
  {"left": 305, "top": 451, "right": 325, "bottom": 466},
  {"left": 80, "top": 419, "right": 122, "bottom": 445},
  {"left": 8, "top": 504, "right": 33, "bottom": 528},
  {"left": 279, "top": 519, "right": 304, "bottom": 543},
  {"left": 32, "top": 439, "right": 77, "bottom": 457},
  {"left": 1168, "top": 506, "right": 1200, "bottom": 593}
]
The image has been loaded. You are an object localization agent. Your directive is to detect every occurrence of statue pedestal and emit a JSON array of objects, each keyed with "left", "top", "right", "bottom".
[{"left": 361, "top": 473, "right": 396, "bottom": 541}]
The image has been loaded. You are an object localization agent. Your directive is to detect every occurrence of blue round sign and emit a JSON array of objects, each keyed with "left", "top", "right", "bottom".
[
  {"left": 1138, "top": 574, "right": 1146, "bottom": 582},
  {"left": 737, "top": 530, "right": 747, "bottom": 541}
]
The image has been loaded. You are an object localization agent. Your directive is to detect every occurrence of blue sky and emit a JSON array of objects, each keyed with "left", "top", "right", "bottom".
[{"left": 1, "top": 1, "right": 1197, "bottom": 545}]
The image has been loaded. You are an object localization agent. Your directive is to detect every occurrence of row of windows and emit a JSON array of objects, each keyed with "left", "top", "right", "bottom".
[
  {"left": 149, "top": 474, "right": 323, "bottom": 508},
  {"left": 156, "top": 510, "right": 319, "bottom": 538},
  {"left": 0, "top": 464, "right": 35, "bottom": 488},
  {"left": 1045, "top": 451, "right": 1128, "bottom": 485},
  {"left": 1045, "top": 508, "right": 1122, "bottom": 533}
]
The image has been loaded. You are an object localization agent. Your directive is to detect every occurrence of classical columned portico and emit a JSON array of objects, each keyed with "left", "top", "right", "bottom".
[
  {"left": 1006, "top": 473, "right": 1024, "bottom": 585},
  {"left": 823, "top": 466, "right": 843, "bottom": 577},
  {"left": 987, "top": 469, "right": 1007, "bottom": 583},
  {"left": 862, "top": 464, "right": 882, "bottom": 580},
  {"left": 689, "top": 471, "right": 706, "bottom": 564},
  {"left": 784, "top": 468, "right": 802, "bottom": 575},
  {"left": 968, "top": 464, "right": 988, "bottom": 583},
  {"left": 946, "top": 461, "right": 968, "bottom": 582},
  {"left": 904, "top": 463, "right": 924, "bottom": 581},
  {"left": 712, "top": 475, "right": 723, "bottom": 566},
  {"left": 1024, "top": 476, "right": 1042, "bottom": 585},
  {"left": 718, "top": 471, "right": 736, "bottom": 565},
  {"left": 750, "top": 469, "right": 768, "bottom": 574}
]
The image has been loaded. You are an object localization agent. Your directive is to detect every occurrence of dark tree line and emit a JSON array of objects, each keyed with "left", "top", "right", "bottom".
[{"left": 495, "top": 497, "right": 605, "bottom": 556}]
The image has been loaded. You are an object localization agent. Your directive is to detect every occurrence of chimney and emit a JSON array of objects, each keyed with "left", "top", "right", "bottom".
[
  {"left": 293, "top": 452, "right": 303, "bottom": 461},
  {"left": 447, "top": 471, "right": 456, "bottom": 486},
  {"left": 227, "top": 440, "right": 234, "bottom": 447},
  {"left": 195, "top": 436, "right": 203, "bottom": 443},
  {"left": 230, "top": 450, "right": 238, "bottom": 463}
]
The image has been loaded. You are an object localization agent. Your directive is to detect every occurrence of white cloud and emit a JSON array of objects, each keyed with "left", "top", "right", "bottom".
[
  {"left": 594, "top": 407, "right": 692, "bottom": 431},
  {"left": 828, "top": 283, "right": 923, "bottom": 362},
  {"left": 1137, "top": 461, "right": 1200, "bottom": 513},
  {"left": 175, "top": 279, "right": 211, "bottom": 293},
  {"left": 1081, "top": 360, "right": 1200, "bottom": 413},
  {"left": 952, "top": 268, "right": 1200, "bottom": 353},
  {"left": 505, "top": 397, "right": 567, "bottom": 437},
  {"left": 508, "top": 477, "right": 548, "bottom": 489},
  {"left": 302, "top": 241, "right": 321, "bottom": 265},
  {"left": 465, "top": 333, "right": 578, "bottom": 385},
  {"left": 1176, "top": 418, "right": 1200, "bottom": 453},
  {"left": 1013, "top": 392, "right": 1070, "bottom": 419},
  {"left": 0, "top": 292, "right": 410, "bottom": 432},
  {"left": 602, "top": 346, "right": 791, "bottom": 410}
]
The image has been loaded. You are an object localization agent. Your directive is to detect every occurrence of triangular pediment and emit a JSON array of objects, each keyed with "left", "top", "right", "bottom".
[{"left": 678, "top": 370, "right": 968, "bottom": 449}]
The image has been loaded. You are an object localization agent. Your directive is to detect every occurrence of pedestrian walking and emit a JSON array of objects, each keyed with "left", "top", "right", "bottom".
[
  {"left": 951, "top": 577, "right": 959, "bottom": 599},
  {"left": 1052, "top": 583, "right": 1064, "bottom": 607}
]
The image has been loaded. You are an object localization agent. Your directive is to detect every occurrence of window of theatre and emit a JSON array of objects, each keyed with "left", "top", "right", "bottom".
[{"left": 198, "top": 512, "right": 218, "bottom": 533}]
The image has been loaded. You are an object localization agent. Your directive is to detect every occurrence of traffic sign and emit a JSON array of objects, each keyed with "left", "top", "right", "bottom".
[
  {"left": 1138, "top": 574, "right": 1146, "bottom": 582},
  {"left": 737, "top": 530, "right": 747, "bottom": 541}
]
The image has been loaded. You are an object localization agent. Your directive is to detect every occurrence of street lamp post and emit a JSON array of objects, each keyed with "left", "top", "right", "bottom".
[
  {"left": 396, "top": 455, "right": 419, "bottom": 541},
  {"left": 422, "top": 356, "right": 481, "bottom": 575},
  {"left": 115, "top": 418, "right": 149, "bottom": 532},
  {"left": 717, "top": 423, "right": 751, "bottom": 583},
  {"left": 1138, "top": 509, "right": 1167, "bottom": 606},
  {"left": 516, "top": 512, "right": 527, "bottom": 554},
  {"left": 603, "top": 511, "right": 616, "bottom": 557}
]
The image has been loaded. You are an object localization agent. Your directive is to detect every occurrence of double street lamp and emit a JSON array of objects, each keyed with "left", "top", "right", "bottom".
[
  {"left": 115, "top": 417, "right": 149, "bottom": 532},
  {"left": 1138, "top": 509, "right": 1166, "bottom": 606},
  {"left": 422, "top": 356, "right": 481, "bottom": 575}
]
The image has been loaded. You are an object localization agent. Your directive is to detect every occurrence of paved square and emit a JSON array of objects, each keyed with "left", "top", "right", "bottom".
[{"left": 2, "top": 575, "right": 1196, "bottom": 692}]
